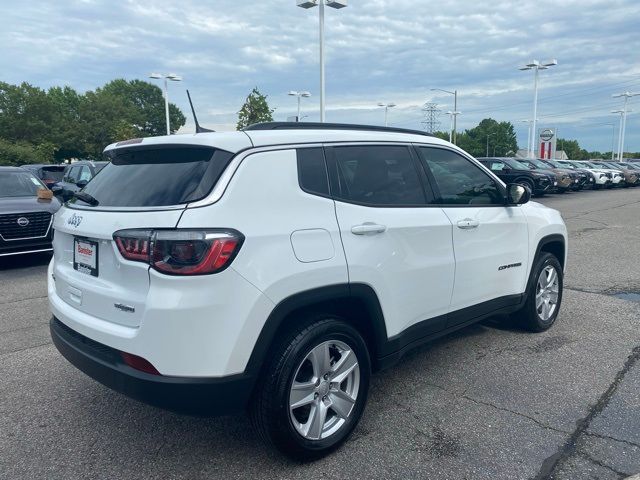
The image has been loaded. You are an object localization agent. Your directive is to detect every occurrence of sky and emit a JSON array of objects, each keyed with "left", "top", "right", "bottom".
[{"left": 1, "top": 0, "right": 640, "bottom": 153}]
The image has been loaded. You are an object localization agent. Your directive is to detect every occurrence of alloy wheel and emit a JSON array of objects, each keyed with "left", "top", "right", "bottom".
[
  {"left": 288, "top": 340, "right": 360, "bottom": 441},
  {"left": 536, "top": 265, "right": 559, "bottom": 321}
]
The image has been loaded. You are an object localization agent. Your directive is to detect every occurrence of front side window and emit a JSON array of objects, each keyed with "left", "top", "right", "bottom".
[
  {"left": 418, "top": 147, "right": 504, "bottom": 205},
  {"left": 488, "top": 161, "right": 507, "bottom": 171},
  {"left": 330, "top": 145, "right": 427, "bottom": 206}
]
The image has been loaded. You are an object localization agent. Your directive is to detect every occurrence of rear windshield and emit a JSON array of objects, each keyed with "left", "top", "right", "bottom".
[
  {"left": 0, "top": 171, "right": 45, "bottom": 197},
  {"left": 71, "top": 146, "right": 234, "bottom": 207},
  {"left": 41, "top": 166, "right": 65, "bottom": 182}
]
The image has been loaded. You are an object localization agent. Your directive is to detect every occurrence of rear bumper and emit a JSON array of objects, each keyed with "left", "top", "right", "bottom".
[{"left": 50, "top": 317, "right": 255, "bottom": 415}]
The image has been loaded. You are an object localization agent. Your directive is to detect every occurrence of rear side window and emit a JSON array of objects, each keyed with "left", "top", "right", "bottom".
[
  {"left": 297, "top": 148, "right": 329, "bottom": 196},
  {"left": 330, "top": 145, "right": 426, "bottom": 206},
  {"left": 72, "top": 146, "right": 233, "bottom": 207}
]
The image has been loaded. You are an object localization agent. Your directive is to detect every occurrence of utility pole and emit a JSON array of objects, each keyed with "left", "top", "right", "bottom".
[
  {"left": 612, "top": 92, "right": 639, "bottom": 160},
  {"left": 519, "top": 60, "right": 557, "bottom": 158},
  {"left": 421, "top": 102, "right": 441, "bottom": 133}
]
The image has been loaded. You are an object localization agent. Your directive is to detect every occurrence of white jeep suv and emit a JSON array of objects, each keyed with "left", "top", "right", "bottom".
[{"left": 48, "top": 123, "right": 567, "bottom": 458}]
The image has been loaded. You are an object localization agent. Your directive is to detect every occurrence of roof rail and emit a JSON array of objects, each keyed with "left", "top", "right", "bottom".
[{"left": 244, "top": 121, "right": 434, "bottom": 138}]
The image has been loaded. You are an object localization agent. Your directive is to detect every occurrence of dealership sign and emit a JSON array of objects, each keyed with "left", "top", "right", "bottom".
[{"left": 538, "top": 128, "right": 556, "bottom": 159}]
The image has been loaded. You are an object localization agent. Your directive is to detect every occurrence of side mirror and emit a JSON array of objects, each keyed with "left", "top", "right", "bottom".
[
  {"left": 51, "top": 185, "right": 63, "bottom": 196},
  {"left": 507, "top": 183, "right": 531, "bottom": 205},
  {"left": 76, "top": 179, "right": 89, "bottom": 189}
]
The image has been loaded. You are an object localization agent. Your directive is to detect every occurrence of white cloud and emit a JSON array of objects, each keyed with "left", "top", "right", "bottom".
[{"left": 0, "top": 0, "right": 638, "bottom": 151}]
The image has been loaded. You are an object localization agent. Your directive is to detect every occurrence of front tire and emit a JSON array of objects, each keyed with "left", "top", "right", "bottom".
[
  {"left": 250, "top": 317, "right": 371, "bottom": 460},
  {"left": 511, "top": 252, "right": 563, "bottom": 332}
]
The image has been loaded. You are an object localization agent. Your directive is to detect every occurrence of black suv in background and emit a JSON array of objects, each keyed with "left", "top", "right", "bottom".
[
  {"left": 477, "top": 157, "right": 553, "bottom": 196},
  {"left": 20, "top": 164, "right": 66, "bottom": 189},
  {"left": 0, "top": 167, "right": 61, "bottom": 257},
  {"left": 55, "top": 160, "right": 108, "bottom": 201}
]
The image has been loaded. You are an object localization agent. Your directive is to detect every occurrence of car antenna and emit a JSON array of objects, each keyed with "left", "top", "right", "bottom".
[{"left": 186, "top": 90, "right": 214, "bottom": 133}]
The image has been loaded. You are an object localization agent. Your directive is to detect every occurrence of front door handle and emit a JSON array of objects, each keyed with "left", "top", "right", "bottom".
[
  {"left": 351, "top": 223, "right": 387, "bottom": 235},
  {"left": 456, "top": 218, "right": 479, "bottom": 229}
]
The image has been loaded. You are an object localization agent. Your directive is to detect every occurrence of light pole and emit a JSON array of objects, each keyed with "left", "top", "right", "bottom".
[
  {"left": 519, "top": 60, "right": 557, "bottom": 158},
  {"left": 431, "top": 88, "right": 458, "bottom": 143},
  {"left": 486, "top": 132, "right": 497, "bottom": 157},
  {"left": 445, "top": 111, "right": 461, "bottom": 142},
  {"left": 612, "top": 91, "right": 639, "bottom": 161},
  {"left": 612, "top": 111, "right": 624, "bottom": 161},
  {"left": 297, "top": 0, "right": 347, "bottom": 122},
  {"left": 288, "top": 91, "right": 311, "bottom": 121},
  {"left": 149, "top": 73, "right": 182, "bottom": 135},
  {"left": 521, "top": 120, "right": 534, "bottom": 157},
  {"left": 377, "top": 102, "right": 396, "bottom": 126}
]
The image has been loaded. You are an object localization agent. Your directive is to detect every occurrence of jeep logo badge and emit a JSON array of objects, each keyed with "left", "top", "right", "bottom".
[
  {"left": 67, "top": 213, "right": 83, "bottom": 228},
  {"left": 17, "top": 217, "right": 29, "bottom": 227}
]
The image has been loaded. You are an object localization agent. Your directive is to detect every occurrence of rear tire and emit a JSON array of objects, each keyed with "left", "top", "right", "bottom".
[
  {"left": 511, "top": 252, "right": 563, "bottom": 332},
  {"left": 249, "top": 317, "right": 371, "bottom": 460}
]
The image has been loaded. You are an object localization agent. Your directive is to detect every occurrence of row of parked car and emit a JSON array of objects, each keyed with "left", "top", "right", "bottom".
[{"left": 477, "top": 157, "right": 640, "bottom": 196}]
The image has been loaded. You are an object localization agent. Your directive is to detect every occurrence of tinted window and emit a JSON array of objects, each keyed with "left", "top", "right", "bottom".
[
  {"left": 0, "top": 171, "right": 44, "bottom": 197},
  {"left": 487, "top": 160, "right": 507, "bottom": 171},
  {"left": 71, "top": 147, "right": 233, "bottom": 207},
  {"left": 41, "top": 166, "right": 65, "bottom": 182},
  {"left": 297, "top": 148, "right": 329, "bottom": 196},
  {"left": 67, "top": 166, "right": 81, "bottom": 183},
  {"left": 418, "top": 147, "right": 503, "bottom": 205},
  {"left": 331, "top": 145, "right": 426, "bottom": 206}
]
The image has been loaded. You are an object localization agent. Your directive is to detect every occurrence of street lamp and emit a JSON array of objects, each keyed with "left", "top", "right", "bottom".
[
  {"left": 519, "top": 59, "right": 557, "bottom": 158},
  {"left": 431, "top": 88, "right": 458, "bottom": 143},
  {"left": 288, "top": 91, "right": 311, "bottom": 122},
  {"left": 297, "top": 0, "right": 347, "bottom": 122},
  {"left": 486, "top": 132, "right": 497, "bottom": 157},
  {"left": 377, "top": 102, "right": 396, "bottom": 126},
  {"left": 149, "top": 73, "right": 182, "bottom": 135},
  {"left": 612, "top": 91, "right": 640, "bottom": 161},
  {"left": 445, "top": 111, "right": 461, "bottom": 142}
]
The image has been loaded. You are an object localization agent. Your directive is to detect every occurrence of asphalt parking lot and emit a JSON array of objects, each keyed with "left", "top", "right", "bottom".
[{"left": 1, "top": 187, "right": 639, "bottom": 480}]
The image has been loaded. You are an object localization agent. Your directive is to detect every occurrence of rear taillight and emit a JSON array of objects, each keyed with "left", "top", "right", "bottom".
[{"left": 113, "top": 229, "right": 243, "bottom": 275}]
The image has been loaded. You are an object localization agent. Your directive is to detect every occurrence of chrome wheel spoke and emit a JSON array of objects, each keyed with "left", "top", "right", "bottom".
[
  {"left": 305, "top": 401, "right": 328, "bottom": 440},
  {"left": 546, "top": 268, "right": 557, "bottom": 288},
  {"left": 328, "top": 389, "right": 356, "bottom": 419},
  {"left": 331, "top": 350, "right": 358, "bottom": 383},
  {"left": 290, "top": 381, "right": 317, "bottom": 409},
  {"left": 536, "top": 292, "right": 544, "bottom": 309},
  {"left": 536, "top": 265, "right": 560, "bottom": 321},
  {"left": 309, "top": 343, "right": 331, "bottom": 378}
]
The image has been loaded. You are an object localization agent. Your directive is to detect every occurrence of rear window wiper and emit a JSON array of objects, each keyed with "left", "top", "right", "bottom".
[{"left": 72, "top": 191, "right": 99, "bottom": 206}]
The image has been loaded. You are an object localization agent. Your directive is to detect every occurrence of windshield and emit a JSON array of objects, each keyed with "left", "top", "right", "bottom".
[
  {"left": 504, "top": 158, "right": 531, "bottom": 170},
  {"left": 0, "top": 171, "right": 46, "bottom": 198},
  {"left": 528, "top": 159, "right": 552, "bottom": 169},
  {"left": 72, "top": 146, "right": 234, "bottom": 207},
  {"left": 557, "top": 162, "right": 575, "bottom": 169}
]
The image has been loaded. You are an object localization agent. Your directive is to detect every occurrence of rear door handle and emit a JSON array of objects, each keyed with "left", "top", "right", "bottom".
[
  {"left": 351, "top": 223, "right": 387, "bottom": 235},
  {"left": 456, "top": 218, "right": 479, "bottom": 229}
]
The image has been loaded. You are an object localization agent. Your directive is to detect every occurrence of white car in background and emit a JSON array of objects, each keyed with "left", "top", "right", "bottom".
[{"left": 571, "top": 161, "right": 616, "bottom": 189}]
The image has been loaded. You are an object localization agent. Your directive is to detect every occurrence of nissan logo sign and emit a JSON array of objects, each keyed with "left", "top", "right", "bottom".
[
  {"left": 17, "top": 217, "right": 30, "bottom": 227},
  {"left": 540, "top": 129, "right": 555, "bottom": 142}
]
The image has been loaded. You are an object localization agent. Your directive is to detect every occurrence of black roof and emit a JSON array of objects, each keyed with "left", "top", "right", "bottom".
[{"left": 244, "top": 121, "right": 435, "bottom": 138}]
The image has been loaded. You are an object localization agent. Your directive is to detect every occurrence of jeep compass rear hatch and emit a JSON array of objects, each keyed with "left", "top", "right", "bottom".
[{"left": 52, "top": 145, "right": 234, "bottom": 328}]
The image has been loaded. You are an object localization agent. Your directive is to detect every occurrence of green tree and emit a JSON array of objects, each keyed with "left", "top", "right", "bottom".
[
  {"left": 237, "top": 87, "right": 274, "bottom": 130},
  {"left": 557, "top": 138, "right": 589, "bottom": 160},
  {"left": 459, "top": 118, "right": 518, "bottom": 157}
]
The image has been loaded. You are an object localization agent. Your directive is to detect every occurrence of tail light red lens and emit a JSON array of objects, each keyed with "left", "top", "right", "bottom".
[
  {"left": 113, "top": 229, "right": 244, "bottom": 275},
  {"left": 121, "top": 351, "right": 160, "bottom": 375}
]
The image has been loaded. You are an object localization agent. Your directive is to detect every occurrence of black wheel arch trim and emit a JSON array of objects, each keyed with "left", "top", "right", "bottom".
[{"left": 243, "top": 283, "right": 389, "bottom": 378}]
